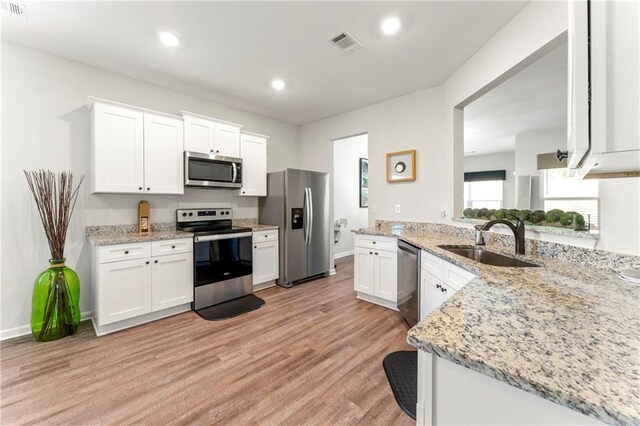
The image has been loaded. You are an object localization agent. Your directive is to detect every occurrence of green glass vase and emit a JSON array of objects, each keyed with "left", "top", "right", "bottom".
[{"left": 30, "top": 258, "right": 80, "bottom": 342}]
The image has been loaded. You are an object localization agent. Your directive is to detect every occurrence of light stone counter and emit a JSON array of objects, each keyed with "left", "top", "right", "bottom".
[{"left": 355, "top": 224, "right": 640, "bottom": 425}]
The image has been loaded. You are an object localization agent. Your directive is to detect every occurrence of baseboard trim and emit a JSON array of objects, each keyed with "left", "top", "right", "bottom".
[
  {"left": 356, "top": 293, "right": 398, "bottom": 311},
  {"left": 329, "top": 269, "right": 336, "bottom": 276},
  {"left": 92, "top": 304, "right": 190, "bottom": 337},
  {"left": 0, "top": 311, "right": 93, "bottom": 341},
  {"left": 334, "top": 251, "right": 354, "bottom": 260},
  {"left": 254, "top": 281, "right": 277, "bottom": 292}
]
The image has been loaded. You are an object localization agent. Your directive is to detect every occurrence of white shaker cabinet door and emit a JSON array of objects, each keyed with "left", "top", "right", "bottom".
[
  {"left": 239, "top": 133, "right": 267, "bottom": 196},
  {"left": 143, "top": 113, "right": 184, "bottom": 194},
  {"left": 92, "top": 103, "right": 144, "bottom": 193},
  {"left": 354, "top": 247, "right": 376, "bottom": 295},
  {"left": 253, "top": 241, "right": 279, "bottom": 285},
  {"left": 214, "top": 123, "right": 241, "bottom": 158},
  {"left": 98, "top": 258, "right": 152, "bottom": 325},
  {"left": 151, "top": 252, "right": 193, "bottom": 312},
  {"left": 375, "top": 249, "right": 398, "bottom": 303},
  {"left": 422, "top": 271, "right": 444, "bottom": 318},
  {"left": 184, "top": 115, "right": 215, "bottom": 154}
]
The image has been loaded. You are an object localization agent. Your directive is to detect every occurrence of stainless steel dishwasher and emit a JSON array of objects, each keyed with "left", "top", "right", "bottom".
[{"left": 397, "top": 240, "right": 420, "bottom": 327}]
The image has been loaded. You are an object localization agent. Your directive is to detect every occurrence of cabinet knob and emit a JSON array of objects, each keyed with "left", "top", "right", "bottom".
[
  {"left": 147, "top": 187, "right": 150, "bottom": 191},
  {"left": 264, "top": 235, "right": 268, "bottom": 238},
  {"left": 146, "top": 261, "right": 150, "bottom": 265},
  {"left": 210, "top": 149, "right": 214, "bottom": 153},
  {"left": 369, "top": 251, "right": 373, "bottom": 255},
  {"left": 216, "top": 150, "right": 220, "bottom": 153},
  {"left": 436, "top": 284, "right": 440, "bottom": 289},
  {"left": 171, "top": 245, "right": 176, "bottom": 249},
  {"left": 441, "top": 287, "right": 447, "bottom": 293},
  {"left": 138, "top": 187, "right": 143, "bottom": 191},
  {"left": 154, "top": 260, "right": 159, "bottom": 264},
  {"left": 124, "top": 250, "right": 129, "bottom": 254},
  {"left": 254, "top": 246, "right": 257, "bottom": 249},
  {"left": 372, "top": 241, "right": 376, "bottom": 244},
  {"left": 375, "top": 252, "right": 378, "bottom": 255}
]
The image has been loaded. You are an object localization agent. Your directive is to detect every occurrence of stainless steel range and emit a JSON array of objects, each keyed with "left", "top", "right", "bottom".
[{"left": 176, "top": 208, "right": 253, "bottom": 310}]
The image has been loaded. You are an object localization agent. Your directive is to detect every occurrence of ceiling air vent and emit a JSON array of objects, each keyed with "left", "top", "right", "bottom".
[
  {"left": 1, "top": 1, "right": 27, "bottom": 18},
  {"left": 329, "top": 31, "right": 362, "bottom": 53}
]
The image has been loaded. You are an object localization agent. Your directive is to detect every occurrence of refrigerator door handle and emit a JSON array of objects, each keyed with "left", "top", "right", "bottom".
[
  {"left": 304, "top": 187, "right": 310, "bottom": 245},
  {"left": 308, "top": 187, "right": 313, "bottom": 244}
]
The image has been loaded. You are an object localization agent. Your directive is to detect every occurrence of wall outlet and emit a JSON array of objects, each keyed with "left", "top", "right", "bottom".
[
  {"left": 371, "top": 203, "right": 378, "bottom": 212},
  {"left": 395, "top": 204, "right": 401, "bottom": 214}
]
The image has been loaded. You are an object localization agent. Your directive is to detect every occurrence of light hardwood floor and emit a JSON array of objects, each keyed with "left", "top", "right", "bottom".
[{"left": 0, "top": 256, "right": 414, "bottom": 425}]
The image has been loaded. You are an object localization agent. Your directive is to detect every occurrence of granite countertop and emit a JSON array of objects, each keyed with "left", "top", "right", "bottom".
[
  {"left": 87, "top": 230, "right": 194, "bottom": 246},
  {"left": 248, "top": 224, "right": 279, "bottom": 232},
  {"left": 355, "top": 227, "right": 640, "bottom": 425}
]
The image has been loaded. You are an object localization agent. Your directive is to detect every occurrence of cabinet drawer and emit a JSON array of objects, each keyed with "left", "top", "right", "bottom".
[
  {"left": 98, "top": 242, "right": 151, "bottom": 264},
  {"left": 151, "top": 238, "right": 192, "bottom": 256},
  {"left": 443, "top": 262, "right": 476, "bottom": 291},
  {"left": 421, "top": 250, "right": 444, "bottom": 280},
  {"left": 354, "top": 234, "right": 397, "bottom": 252},
  {"left": 253, "top": 230, "right": 278, "bottom": 243}
]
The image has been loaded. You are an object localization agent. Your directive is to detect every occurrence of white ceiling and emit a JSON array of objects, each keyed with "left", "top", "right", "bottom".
[
  {"left": 1, "top": 1, "right": 529, "bottom": 125},
  {"left": 464, "top": 41, "right": 568, "bottom": 157}
]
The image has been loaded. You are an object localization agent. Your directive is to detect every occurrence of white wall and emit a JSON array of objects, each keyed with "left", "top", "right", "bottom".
[
  {"left": 464, "top": 152, "right": 516, "bottom": 208},
  {"left": 0, "top": 42, "right": 300, "bottom": 338},
  {"left": 298, "top": 87, "right": 444, "bottom": 262},
  {"left": 333, "top": 134, "right": 368, "bottom": 258},
  {"left": 514, "top": 129, "right": 564, "bottom": 175},
  {"left": 514, "top": 128, "right": 565, "bottom": 210}
]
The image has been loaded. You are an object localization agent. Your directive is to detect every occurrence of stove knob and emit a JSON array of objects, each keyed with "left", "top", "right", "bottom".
[
  {"left": 182, "top": 212, "right": 187, "bottom": 217},
  {"left": 188, "top": 212, "right": 193, "bottom": 217}
]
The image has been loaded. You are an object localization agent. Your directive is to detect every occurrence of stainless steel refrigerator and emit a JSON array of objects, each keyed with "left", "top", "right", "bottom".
[{"left": 259, "top": 169, "right": 331, "bottom": 287}]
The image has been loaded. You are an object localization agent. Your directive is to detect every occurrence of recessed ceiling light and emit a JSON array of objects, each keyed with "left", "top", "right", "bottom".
[
  {"left": 271, "top": 79, "right": 286, "bottom": 91},
  {"left": 157, "top": 31, "right": 179, "bottom": 47},
  {"left": 381, "top": 17, "right": 402, "bottom": 36}
]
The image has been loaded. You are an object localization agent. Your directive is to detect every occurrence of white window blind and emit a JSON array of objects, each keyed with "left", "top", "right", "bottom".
[
  {"left": 464, "top": 180, "right": 503, "bottom": 209},
  {"left": 542, "top": 169, "right": 599, "bottom": 228}
]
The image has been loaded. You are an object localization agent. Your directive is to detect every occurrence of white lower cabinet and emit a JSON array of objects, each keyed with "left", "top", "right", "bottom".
[
  {"left": 98, "top": 258, "right": 152, "bottom": 324},
  {"left": 354, "top": 235, "right": 398, "bottom": 309},
  {"left": 420, "top": 250, "right": 476, "bottom": 320},
  {"left": 151, "top": 252, "right": 194, "bottom": 311},
  {"left": 92, "top": 238, "right": 193, "bottom": 336},
  {"left": 252, "top": 230, "right": 279, "bottom": 289}
]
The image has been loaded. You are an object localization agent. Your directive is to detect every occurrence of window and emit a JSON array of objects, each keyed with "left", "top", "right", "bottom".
[
  {"left": 464, "top": 180, "right": 503, "bottom": 209},
  {"left": 542, "top": 169, "right": 599, "bottom": 228}
]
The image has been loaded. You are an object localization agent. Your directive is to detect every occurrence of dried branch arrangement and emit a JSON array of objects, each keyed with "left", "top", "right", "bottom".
[{"left": 24, "top": 170, "right": 85, "bottom": 260}]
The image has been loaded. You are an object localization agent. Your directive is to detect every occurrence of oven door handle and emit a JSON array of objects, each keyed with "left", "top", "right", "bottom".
[{"left": 194, "top": 232, "right": 253, "bottom": 242}]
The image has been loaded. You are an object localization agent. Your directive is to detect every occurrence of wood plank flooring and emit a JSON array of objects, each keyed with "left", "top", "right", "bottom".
[{"left": 0, "top": 256, "right": 414, "bottom": 425}]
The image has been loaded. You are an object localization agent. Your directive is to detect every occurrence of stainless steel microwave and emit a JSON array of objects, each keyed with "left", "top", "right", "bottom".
[{"left": 184, "top": 151, "right": 243, "bottom": 189}]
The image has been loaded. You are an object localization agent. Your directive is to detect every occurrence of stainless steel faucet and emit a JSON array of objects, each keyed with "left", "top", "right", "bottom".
[{"left": 475, "top": 215, "right": 526, "bottom": 255}]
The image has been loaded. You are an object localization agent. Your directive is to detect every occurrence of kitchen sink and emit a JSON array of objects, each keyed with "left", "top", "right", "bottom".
[{"left": 438, "top": 245, "right": 539, "bottom": 268}]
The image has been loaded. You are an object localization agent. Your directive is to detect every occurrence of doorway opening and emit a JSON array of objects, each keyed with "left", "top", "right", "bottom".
[{"left": 332, "top": 133, "right": 369, "bottom": 259}]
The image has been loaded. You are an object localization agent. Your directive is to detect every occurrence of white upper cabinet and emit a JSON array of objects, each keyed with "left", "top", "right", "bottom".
[
  {"left": 90, "top": 98, "right": 184, "bottom": 194},
  {"left": 181, "top": 111, "right": 242, "bottom": 157},
  {"left": 91, "top": 102, "right": 144, "bottom": 193},
  {"left": 144, "top": 113, "right": 184, "bottom": 194},
  {"left": 239, "top": 132, "right": 268, "bottom": 196},
  {"left": 215, "top": 123, "right": 241, "bottom": 157},
  {"left": 183, "top": 114, "right": 214, "bottom": 154},
  {"left": 568, "top": 0, "right": 640, "bottom": 177}
]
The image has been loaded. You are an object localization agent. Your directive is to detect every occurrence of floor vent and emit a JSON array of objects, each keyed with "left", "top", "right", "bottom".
[
  {"left": 329, "top": 31, "right": 362, "bottom": 53},
  {"left": 1, "top": 1, "right": 27, "bottom": 18}
]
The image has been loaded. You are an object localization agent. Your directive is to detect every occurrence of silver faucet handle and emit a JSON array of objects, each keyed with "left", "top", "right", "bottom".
[{"left": 474, "top": 227, "right": 485, "bottom": 245}]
